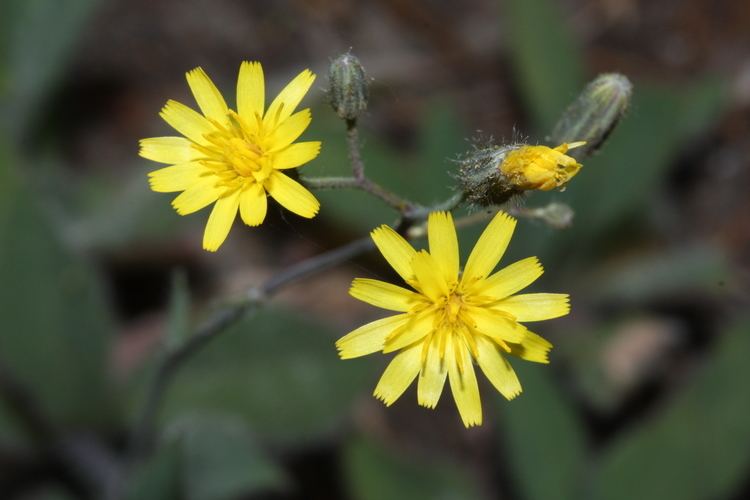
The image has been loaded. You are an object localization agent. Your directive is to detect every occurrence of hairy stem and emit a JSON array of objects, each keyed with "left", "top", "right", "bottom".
[
  {"left": 302, "top": 175, "right": 416, "bottom": 213},
  {"left": 347, "top": 119, "right": 365, "bottom": 181}
]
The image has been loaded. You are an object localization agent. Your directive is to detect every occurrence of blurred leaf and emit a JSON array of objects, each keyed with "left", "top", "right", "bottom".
[
  {"left": 1, "top": 0, "right": 101, "bottom": 138},
  {"left": 0, "top": 149, "right": 115, "bottom": 435},
  {"left": 308, "top": 101, "right": 464, "bottom": 232},
  {"left": 167, "top": 414, "right": 287, "bottom": 500},
  {"left": 497, "top": 363, "right": 587, "bottom": 500},
  {"left": 124, "top": 440, "right": 182, "bottom": 500},
  {"left": 591, "top": 318, "right": 750, "bottom": 500},
  {"left": 165, "top": 270, "right": 191, "bottom": 352},
  {"left": 344, "top": 435, "right": 483, "bottom": 500},
  {"left": 68, "top": 168, "right": 190, "bottom": 251},
  {"left": 159, "top": 307, "right": 372, "bottom": 443},
  {"left": 587, "top": 244, "right": 729, "bottom": 305},
  {"left": 17, "top": 487, "right": 76, "bottom": 500},
  {"left": 503, "top": 0, "right": 585, "bottom": 131}
]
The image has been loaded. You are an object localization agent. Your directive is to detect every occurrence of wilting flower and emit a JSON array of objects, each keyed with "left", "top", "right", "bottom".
[
  {"left": 499, "top": 141, "right": 586, "bottom": 191},
  {"left": 336, "top": 211, "right": 569, "bottom": 427},
  {"left": 140, "top": 62, "right": 321, "bottom": 251}
]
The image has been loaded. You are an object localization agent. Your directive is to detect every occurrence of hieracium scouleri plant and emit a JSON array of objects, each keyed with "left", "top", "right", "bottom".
[{"left": 137, "top": 55, "right": 631, "bottom": 430}]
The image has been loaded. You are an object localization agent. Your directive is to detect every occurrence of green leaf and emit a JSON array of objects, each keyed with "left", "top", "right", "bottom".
[
  {"left": 165, "top": 270, "right": 191, "bottom": 352},
  {"left": 591, "top": 318, "right": 750, "bottom": 500},
  {"left": 344, "top": 435, "right": 483, "bottom": 500},
  {"left": 1, "top": 0, "right": 101, "bottom": 138},
  {"left": 68, "top": 167, "right": 191, "bottom": 251},
  {"left": 496, "top": 363, "right": 587, "bottom": 500},
  {"left": 585, "top": 244, "right": 729, "bottom": 305},
  {"left": 124, "top": 440, "right": 182, "bottom": 500},
  {"left": 167, "top": 414, "right": 287, "bottom": 500},
  {"left": 160, "top": 307, "right": 373, "bottom": 443},
  {"left": 503, "top": 0, "right": 585, "bottom": 131},
  {"left": 0, "top": 148, "right": 115, "bottom": 436}
]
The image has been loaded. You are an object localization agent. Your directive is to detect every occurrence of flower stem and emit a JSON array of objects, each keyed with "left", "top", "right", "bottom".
[
  {"left": 128, "top": 234, "right": 377, "bottom": 459},
  {"left": 347, "top": 119, "right": 365, "bottom": 181},
  {"left": 301, "top": 175, "right": 416, "bottom": 214}
]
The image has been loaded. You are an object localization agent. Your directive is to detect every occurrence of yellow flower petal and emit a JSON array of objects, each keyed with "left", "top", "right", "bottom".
[
  {"left": 447, "top": 336, "right": 482, "bottom": 427},
  {"left": 465, "top": 306, "right": 526, "bottom": 343},
  {"left": 411, "top": 251, "right": 449, "bottom": 302},
  {"left": 336, "top": 314, "right": 409, "bottom": 359},
  {"left": 268, "top": 109, "right": 312, "bottom": 152},
  {"left": 186, "top": 67, "right": 228, "bottom": 124},
  {"left": 148, "top": 162, "right": 206, "bottom": 193},
  {"left": 239, "top": 184, "right": 267, "bottom": 226},
  {"left": 472, "top": 256, "right": 543, "bottom": 299},
  {"left": 508, "top": 331, "right": 552, "bottom": 364},
  {"left": 383, "top": 309, "right": 435, "bottom": 353},
  {"left": 350, "top": 278, "right": 421, "bottom": 312},
  {"left": 273, "top": 141, "right": 321, "bottom": 170},
  {"left": 417, "top": 333, "right": 448, "bottom": 409},
  {"left": 237, "top": 61, "right": 265, "bottom": 127},
  {"left": 139, "top": 137, "right": 197, "bottom": 164},
  {"left": 428, "top": 211, "right": 459, "bottom": 286},
  {"left": 370, "top": 226, "right": 417, "bottom": 285},
  {"left": 159, "top": 99, "right": 213, "bottom": 144},
  {"left": 494, "top": 293, "right": 570, "bottom": 322},
  {"left": 373, "top": 344, "right": 422, "bottom": 406},
  {"left": 264, "top": 171, "right": 320, "bottom": 218},
  {"left": 171, "top": 177, "right": 223, "bottom": 215},
  {"left": 476, "top": 335, "right": 522, "bottom": 400},
  {"left": 202, "top": 190, "right": 240, "bottom": 251},
  {"left": 264, "top": 69, "right": 315, "bottom": 129},
  {"left": 462, "top": 211, "right": 516, "bottom": 285}
]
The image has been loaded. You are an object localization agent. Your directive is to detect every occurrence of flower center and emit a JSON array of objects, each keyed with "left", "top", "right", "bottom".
[
  {"left": 444, "top": 293, "right": 463, "bottom": 324},
  {"left": 195, "top": 111, "right": 274, "bottom": 194}
]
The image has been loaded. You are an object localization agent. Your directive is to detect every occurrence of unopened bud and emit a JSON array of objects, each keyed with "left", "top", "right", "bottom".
[
  {"left": 550, "top": 73, "right": 632, "bottom": 158},
  {"left": 459, "top": 141, "right": 586, "bottom": 206},
  {"left": 328, "top": 53, "right": 369, "bottom": 121}
]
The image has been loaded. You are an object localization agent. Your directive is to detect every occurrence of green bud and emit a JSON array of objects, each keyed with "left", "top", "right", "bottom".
[
  {"left": 549, "top": 73, "right": 632, "bottom": 158},
  {"left": 328, "top": 53, "right": 369, "bottom": 121}
]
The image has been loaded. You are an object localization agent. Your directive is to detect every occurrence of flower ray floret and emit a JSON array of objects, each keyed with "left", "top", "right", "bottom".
[
  {"left": 140, "top": 62, "right": 321, "bottom": 251},
  {"left": 336, "top": 211, "right": 570, "bottom": 427}
]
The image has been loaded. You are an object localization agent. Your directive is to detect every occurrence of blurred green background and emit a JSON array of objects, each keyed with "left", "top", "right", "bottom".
[{"left": 1, "top": 0, "right": 749, "bottom": 498}]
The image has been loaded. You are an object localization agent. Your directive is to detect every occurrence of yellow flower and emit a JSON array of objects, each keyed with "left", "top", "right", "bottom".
[
  {"left": 336, "top": 211, "right": 569, "bottom": 427},
  {"left": 140, "top": 62, "right": 321, "bottom": 251},
  {"left": 500, "top": 141, "right": 586, "bottom": 191}
]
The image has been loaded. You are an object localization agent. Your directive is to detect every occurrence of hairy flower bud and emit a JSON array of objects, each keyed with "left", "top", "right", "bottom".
[
  {"left": 459, "top": 142, "right": 585, "bottom": 206},
  {"left": 328, "top": 53, "right": 369, "bottom": 121},
  {"left": 550, "top": 73, "right": 632, "bottom": 158}
]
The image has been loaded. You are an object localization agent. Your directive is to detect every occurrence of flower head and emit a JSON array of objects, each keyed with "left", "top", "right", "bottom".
[
  {"left": 500, "top": 141, "right": 585, "bottom": 191},
  {"left": 140, "top": 62, "right": 321, "bottom": 251},
  {"left": 336, "top": 211, "right": 570, "bottom": 427}
]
